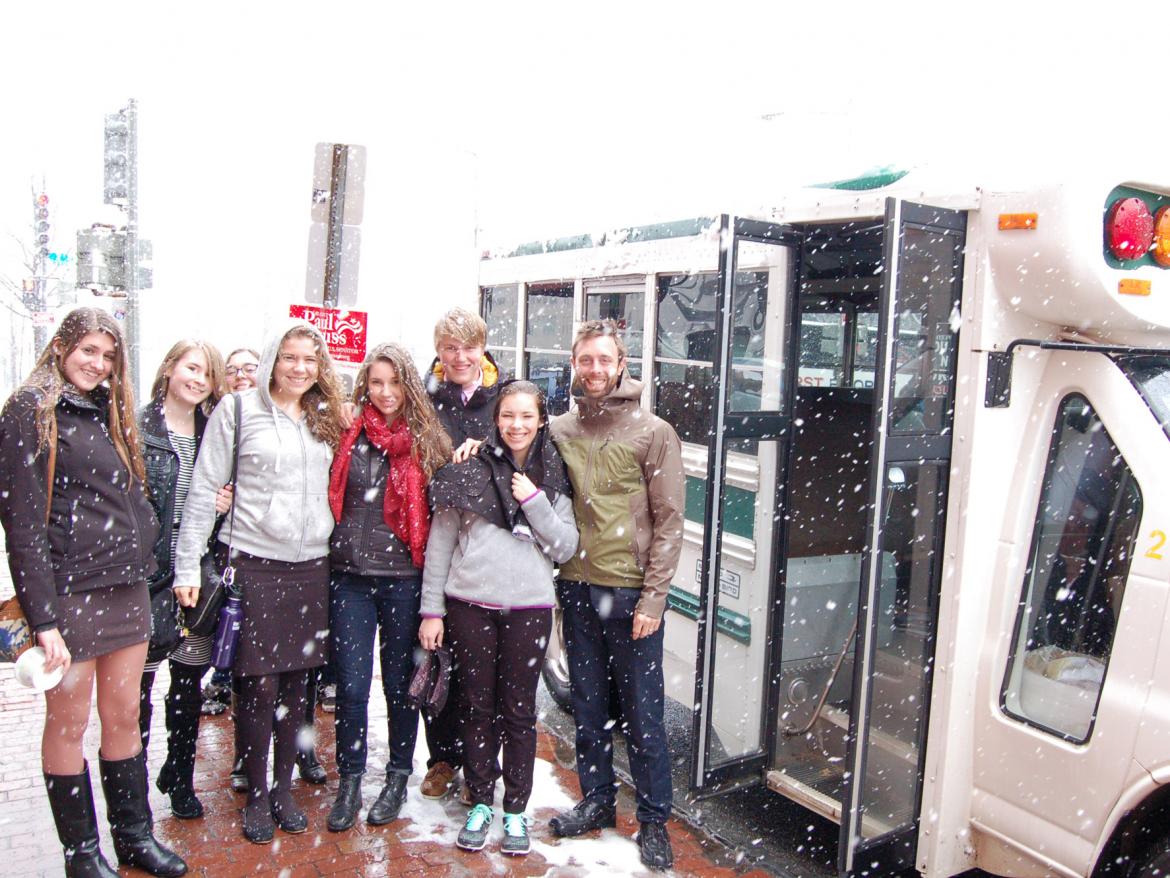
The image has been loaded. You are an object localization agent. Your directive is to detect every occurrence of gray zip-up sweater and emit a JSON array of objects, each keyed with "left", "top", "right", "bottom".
[
  {"left": 173, "top": 319, "right": 336, "bottom": 587},
  {"left": 419, "top": 491, "right": 578, "bottom": 616}
]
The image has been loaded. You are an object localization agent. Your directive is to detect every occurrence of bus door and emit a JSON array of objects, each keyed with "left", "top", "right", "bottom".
[
  {"left": 838, "top": 199, "right": 967, "bottom": 875},
  {"left": 691, "top": 215, "right": 802, "bottom": 791}
]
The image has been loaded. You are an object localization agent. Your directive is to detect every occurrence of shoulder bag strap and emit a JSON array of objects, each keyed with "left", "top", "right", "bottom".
[
  {"left": 222, "top": 393, "right": 242, "bottom": 590},
  {"left": 45, "top": 415, "right": 57, "bottom": 527}
]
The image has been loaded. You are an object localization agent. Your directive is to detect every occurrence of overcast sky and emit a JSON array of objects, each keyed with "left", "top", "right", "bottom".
[{"left": 1, "top": 1, "right": 1165, "bottom": 394}]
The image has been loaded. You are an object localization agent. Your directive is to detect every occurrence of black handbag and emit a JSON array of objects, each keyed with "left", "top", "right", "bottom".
[
  {"left": 183, "top": 393, "right": 242, "bottom": 637},
  {"left": 146, "top": 576, "right": 182, "bottom": 663}
]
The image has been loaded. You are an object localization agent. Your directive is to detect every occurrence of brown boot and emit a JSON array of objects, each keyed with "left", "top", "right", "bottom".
[{"left": 419, "top": 762, "right": 457, "bottom": 799}]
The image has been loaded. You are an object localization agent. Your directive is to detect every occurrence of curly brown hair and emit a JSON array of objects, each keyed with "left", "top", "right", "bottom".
[
  {"left": 270, "top": 325, "right": 346, "bottom": 450},
  {"left": 352, "top": 342, "right": 452, "bottom": 480},
  {"left": 21, "top": 307, "right": 146, "bottom": 483}
]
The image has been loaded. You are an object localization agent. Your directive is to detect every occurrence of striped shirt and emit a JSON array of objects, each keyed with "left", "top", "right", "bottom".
[{"left": 163, "top": 431, "right": 212, "bottom": 667}]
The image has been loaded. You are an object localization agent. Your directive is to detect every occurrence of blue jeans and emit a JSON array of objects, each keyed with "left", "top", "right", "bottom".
[
  {"left": 556, "top": 580, "right": 673, "bottom": 823},
  {"left": 330, "top": 572, "right": 422, "bottom": 777}
]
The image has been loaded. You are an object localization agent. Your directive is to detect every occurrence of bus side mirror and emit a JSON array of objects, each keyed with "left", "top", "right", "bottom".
[{"left": 985, "top": 350, "right": 1013, "bottom": 408}]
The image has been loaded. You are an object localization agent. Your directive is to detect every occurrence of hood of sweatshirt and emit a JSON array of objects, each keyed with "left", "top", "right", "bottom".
[{"left": 256, "top": 317, "right": 329, "bottom": 413}]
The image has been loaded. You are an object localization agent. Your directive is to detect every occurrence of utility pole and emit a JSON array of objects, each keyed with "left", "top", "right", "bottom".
[
  {"left": 306, "top": 142, "right": 365, "bottom": 308},
  {"left": 101, "top": 100, "right": 149, "bottom": 390},
  {"left": 125, "top": 99, "right": 140, "bottom": 387},
  {"left": 28, "top": 188, "right": 52, "bottom": 353}
]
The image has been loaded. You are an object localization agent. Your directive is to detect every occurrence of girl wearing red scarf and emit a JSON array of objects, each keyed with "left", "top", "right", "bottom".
[{"left": 325, "top": 343, "right": 451, "bottom": 832}]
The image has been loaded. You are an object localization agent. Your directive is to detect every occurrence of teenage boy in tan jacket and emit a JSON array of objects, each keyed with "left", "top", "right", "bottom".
[{"left": 548, "top": 320, "right": 684, "bottom": 871}]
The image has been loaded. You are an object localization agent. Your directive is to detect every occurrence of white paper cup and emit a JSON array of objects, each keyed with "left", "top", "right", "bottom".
[{"left": 14, "top": 646, "right": 65, "bottom": 691}]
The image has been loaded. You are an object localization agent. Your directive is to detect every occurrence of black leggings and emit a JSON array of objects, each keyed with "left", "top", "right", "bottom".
[{"left": 238, "top": 670, "right": 309, "bottom": 809}]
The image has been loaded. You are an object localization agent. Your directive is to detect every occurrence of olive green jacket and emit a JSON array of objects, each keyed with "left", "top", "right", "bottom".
[{"left": 550, "top": 372, "right": 684, "bottom": 619}]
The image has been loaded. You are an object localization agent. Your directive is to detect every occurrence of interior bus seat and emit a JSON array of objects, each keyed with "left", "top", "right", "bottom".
[{"left": 787, "top": 387, "right": 874, "bottom": 559}]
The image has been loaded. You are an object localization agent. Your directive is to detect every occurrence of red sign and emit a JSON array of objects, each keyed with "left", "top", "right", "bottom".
[{"left": 289, "top": 304, "right": 368, "bottom": 365}]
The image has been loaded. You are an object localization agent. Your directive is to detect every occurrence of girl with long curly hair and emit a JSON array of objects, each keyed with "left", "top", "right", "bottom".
[
  {"left": 0, "top": 307, "right": 187, "bottom": 877},
  {"left": 172, "top": 319, "right": 345, "bottom": 843},
  {"left": 324, "top": 342, "right": 452, "bottom": 832}
]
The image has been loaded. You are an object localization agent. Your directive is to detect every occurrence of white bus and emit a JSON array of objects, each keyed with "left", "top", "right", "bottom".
[{"left": 476, "top": 169, "right": 1170, "bottom": 878}]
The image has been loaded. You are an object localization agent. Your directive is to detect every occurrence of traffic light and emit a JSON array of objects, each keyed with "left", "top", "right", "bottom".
[
  {"left": 103, "top": 112, "right": 130, "bottom": 204},
  {"left": 33, "top": 193, "right": 50, "bottom": 257}
]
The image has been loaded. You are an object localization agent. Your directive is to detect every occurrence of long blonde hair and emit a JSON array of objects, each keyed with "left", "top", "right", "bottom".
[
  {"left": 150, "top": 339, "right": 226, "bottom": 413},
  {"left": 19, "top": 307, "right": 146, "bottom": 483},
  {"left": 353, "top": 342, "right": 452, "bottom": 480},
  {"left": 273, "top": 325, "right": 346, "bottom": 451}
]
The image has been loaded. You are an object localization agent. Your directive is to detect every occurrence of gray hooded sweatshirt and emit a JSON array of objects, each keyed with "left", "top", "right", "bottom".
[{"left": 173, "top": 319, "right": 336, "bottom": 587}]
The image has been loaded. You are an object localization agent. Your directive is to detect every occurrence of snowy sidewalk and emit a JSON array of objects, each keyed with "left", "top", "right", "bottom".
[{"left": 0, "top": 571, "right": 769, "bottom": 877}]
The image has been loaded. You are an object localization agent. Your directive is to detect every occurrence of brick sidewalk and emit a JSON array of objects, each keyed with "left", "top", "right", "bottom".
[{"left": 0, "top": 652, "right": 767, "bottom": 878}]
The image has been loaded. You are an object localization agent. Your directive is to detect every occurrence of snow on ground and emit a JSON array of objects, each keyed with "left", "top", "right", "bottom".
[{"left": 396, "top": 719, "right": 664, "bottom": 876}]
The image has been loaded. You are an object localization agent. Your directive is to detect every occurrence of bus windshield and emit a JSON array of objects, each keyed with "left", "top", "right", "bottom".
[{"left": 1116, "top": 355, "right": 1170, "bottom": 440}]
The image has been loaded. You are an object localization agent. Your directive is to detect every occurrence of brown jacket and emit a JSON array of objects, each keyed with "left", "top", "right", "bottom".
[{"left": 550, "top": 372, "right": 684, "bottom": 619}]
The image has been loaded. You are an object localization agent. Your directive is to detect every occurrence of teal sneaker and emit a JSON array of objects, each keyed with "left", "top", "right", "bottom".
[
  {"left": 501, "top": 812, "right": 530, "bottom": 856},
  {"left": 457, "top": 803, "right": 493, "bottom": 851}
]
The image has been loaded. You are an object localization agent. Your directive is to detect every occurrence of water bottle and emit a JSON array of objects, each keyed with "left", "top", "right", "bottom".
[{"left": 211, "top": 591, "right": 243, "bottom": 670}]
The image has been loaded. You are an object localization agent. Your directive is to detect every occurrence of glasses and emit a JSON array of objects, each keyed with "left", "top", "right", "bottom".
[
  {"left": 439, "top": 344, "right": 480, "bottom": 357},
  {"left": 226, "top": 364, "right": 259, "bottom": 377}
]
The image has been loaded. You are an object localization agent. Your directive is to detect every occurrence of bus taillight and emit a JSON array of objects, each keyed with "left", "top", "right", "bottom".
[
  {"left": 1153, "top": 206, "right": 1170, "bottom": 267},
  {"left": 1106, "top": 196, "right": 1155, "bottom": 260}
]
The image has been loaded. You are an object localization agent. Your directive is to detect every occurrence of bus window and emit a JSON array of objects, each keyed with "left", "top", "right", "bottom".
[
  {"left": 585, "top": 279, "right": 645, "bottom": 379},
  {"left": 525, "top": 283, "right": 574, "bottom": 415},
  {"left": 888, "top": 226, "right": 962, "bottom": 434},
  {"left": 1116, "top": 354, "right": 1170, "bottom": 440},
  {"left": 482, "top": 284, "right": 519, "bottom": 380},
  {"left": 796, "top": 306, "right": 878, "bottom": 389},
  {"left": 655, "top": 273, "right": 718, "bottom": 444},
  {"left": 655, "top": 272, "right": 770, "bottom": 440},
  {"left": 1002, "top": 395, "right": 1142, "bottom": 742}
]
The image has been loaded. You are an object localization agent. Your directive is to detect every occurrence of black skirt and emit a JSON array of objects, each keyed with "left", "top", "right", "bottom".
[
  {"left": 57, "top": 581, "right": 150, "bottom": 663},
  {"left": 227, "top": 549, "right": 329, "bottom": 677}
]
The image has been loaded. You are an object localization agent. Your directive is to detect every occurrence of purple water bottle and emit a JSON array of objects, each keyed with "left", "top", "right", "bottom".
[{"left": 211, "top": 587, "right": 243, "bottom": 670}]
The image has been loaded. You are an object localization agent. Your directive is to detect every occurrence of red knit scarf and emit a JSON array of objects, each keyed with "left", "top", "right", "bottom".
[{"left": 329, "top": 407, "right": 430, "bottom": 568}]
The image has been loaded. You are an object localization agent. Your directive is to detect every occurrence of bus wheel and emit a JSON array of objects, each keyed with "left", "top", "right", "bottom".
[
  {"left": 542, "top": 608, "right": 574, "bottom": 713},
  {"left": 1132, "top": 839, "right": 1170, "bottom": 878}
]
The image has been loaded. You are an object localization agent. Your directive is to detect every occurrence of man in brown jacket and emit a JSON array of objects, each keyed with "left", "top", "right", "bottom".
[{"left": 548, "top": 320, "right": 684, "bottom": 871}]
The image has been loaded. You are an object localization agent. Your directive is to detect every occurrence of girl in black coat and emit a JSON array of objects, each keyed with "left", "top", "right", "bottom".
[
  {"left": 0, "top": 308, "right": 187, "bottom": 878},
  {"left": 137, "top": 339, "right": 228, "bottom": 820}
]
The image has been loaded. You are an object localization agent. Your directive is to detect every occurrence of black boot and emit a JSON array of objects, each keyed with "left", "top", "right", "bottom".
[
  {"left": 156, "top": 669, "right": 204, "bottom": 819},
  {"left": 155, "top": 758, "right": 202, "bottom": 819},
  {"left": 45, "top": 765, "right": 119, "bottom": 878},
  {"left": 297, "top": 678, "right": 327, "bottom": 784},
  {"left": 327, "top": 773, "right": 363, "bottom": 832},
  {"left": 99, "top": 753, "right": 188, "bottom": 877},
  {"left": 297, "top": 749, "right": 327, "bottom": 785},
  {"left": 366, "top": 772, "right": 408, "bottom": 826},
  {"left": 230, "top": 751, "right": 248, "bottom": 793}
]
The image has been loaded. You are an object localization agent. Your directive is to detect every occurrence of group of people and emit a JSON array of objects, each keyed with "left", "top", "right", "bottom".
[{"left": 0, "top": 304, "right": 685, "bottom": 877}]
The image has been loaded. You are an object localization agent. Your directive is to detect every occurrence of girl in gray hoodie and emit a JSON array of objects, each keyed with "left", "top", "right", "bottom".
[
  {"left": 174, "top": 318, "right": 344, "bottom": 843},
  {"left": 418, "top": 380, "right": 578, "bottom": 856}
]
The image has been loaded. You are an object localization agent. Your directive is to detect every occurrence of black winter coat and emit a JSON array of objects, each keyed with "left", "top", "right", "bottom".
[
  {"left": 138, "top": 400, "right": 208, "bottom": 592},
  {"left": 328, "top": 431, "right": 416, "bottom": 578},
  {"left": 425, "top": 351, "right": 501, "bottom": 448},
  {"left": 0, "top": 387, "right": 160, "bottom": 633}
]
